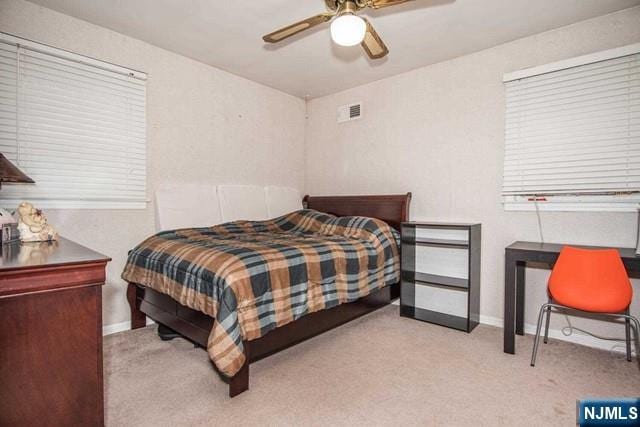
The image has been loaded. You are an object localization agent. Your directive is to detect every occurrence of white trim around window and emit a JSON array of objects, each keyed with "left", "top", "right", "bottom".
[{"left": 503, "top": 43, "right": 640, "bottom": 82}]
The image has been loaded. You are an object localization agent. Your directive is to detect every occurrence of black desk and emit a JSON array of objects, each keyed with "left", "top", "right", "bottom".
[{"left": 504, "top": 241, "right": 640, "bottom": 354}]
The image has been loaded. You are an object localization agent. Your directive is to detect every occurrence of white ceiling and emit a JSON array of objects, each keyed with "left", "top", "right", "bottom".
[{"left": 27, "top": 0, "right": 640, "bottom": 99}]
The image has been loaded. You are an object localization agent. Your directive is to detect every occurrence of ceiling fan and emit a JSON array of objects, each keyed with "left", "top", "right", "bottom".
[{"left": 263, "top": 0, "right": 416, "bottom": 59}]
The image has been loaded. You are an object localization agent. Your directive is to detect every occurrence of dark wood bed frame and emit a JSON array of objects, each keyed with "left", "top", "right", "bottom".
[{"left": 126, "top": 193, "right": 411, "bottom": 397}]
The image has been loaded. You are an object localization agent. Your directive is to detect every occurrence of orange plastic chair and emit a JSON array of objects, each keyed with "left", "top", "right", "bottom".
[{"left": 530, "top": 246, "right": 639, "bottom": 366}]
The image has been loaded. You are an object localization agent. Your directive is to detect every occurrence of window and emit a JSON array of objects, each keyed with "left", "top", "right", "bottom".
[
  {"left": 0, "top": 33, "right": 147, "bottom": 209},
  {"left": 502, "top": 44, "right": 640, "bottom": 212}
]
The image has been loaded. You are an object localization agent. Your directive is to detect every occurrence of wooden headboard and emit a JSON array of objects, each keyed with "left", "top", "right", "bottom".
[{"left": 303, "top": 193, "right": 411, "bottom": 231}]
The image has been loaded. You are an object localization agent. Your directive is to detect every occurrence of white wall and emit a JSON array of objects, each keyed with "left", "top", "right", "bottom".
[
  {"left": 2, "top": 0, "right": 639, "bottom": 349},
  {"left": 305, "top": 7, "right": 640, "bottom": 347},
  {"left": 0, "top": 0, "right": 306, "bottom": 330}
]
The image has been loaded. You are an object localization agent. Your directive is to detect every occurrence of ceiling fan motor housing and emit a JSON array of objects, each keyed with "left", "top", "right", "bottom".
[
  {"left": 326, "top": 0, "right": 367, "bottom": 13},
  {"left": 339, "top": 1, "right": 360, "bottom": 15}
]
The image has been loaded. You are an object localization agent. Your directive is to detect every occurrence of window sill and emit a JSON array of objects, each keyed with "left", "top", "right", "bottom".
[
  {"left": 503, "top": 196, "right": 640, "bottom": 213},
  {"left": 0, "top": 199, "right": 148, "bottom": 210}
]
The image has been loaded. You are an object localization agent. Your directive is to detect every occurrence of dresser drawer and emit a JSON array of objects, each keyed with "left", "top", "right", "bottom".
[{"left": 0, "top": 285, "right": 103, "bottom": 427}]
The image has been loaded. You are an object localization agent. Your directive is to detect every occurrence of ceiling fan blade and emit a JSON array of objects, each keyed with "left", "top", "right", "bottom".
[
  {"left": 263, "top": 13, "right": 334, "bottom": 43},
  {"left": 369, "top": 0, "right": 414, "bottom": 9},
  {"left": 360, "top": 18, "right": 389, "bottom": 59}
]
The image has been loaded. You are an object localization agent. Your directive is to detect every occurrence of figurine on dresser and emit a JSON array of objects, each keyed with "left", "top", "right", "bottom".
[{"left": 16, "top": 202, "right": 58, "bottom": 242}]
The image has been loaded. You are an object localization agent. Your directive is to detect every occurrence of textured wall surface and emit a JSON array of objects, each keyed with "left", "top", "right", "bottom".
[
  {"left": 2, "top": 0, "right": 639, "bottom": 348},
  {"left": 305, "top": 7, "right": 640, "bottom": 344},
  {"left": 0, "top": 0, "right": 306, "bottom": 329}
]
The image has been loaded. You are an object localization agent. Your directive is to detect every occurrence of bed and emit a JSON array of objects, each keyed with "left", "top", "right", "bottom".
[{"left": 124, "top": 193, "right": 411, "bottom": 397}]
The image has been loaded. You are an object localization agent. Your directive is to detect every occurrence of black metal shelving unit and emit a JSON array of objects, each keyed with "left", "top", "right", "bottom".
[{"left": 400, "top": 222, "right": 481, "bottom": 333}]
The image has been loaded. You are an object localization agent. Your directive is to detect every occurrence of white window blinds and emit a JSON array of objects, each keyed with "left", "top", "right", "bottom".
[
  {"left": 503, "top": 45, "right": 640, "bottom": 200},
  {"left": 0, "top": 33, "right": 147, "bottom": 209}
]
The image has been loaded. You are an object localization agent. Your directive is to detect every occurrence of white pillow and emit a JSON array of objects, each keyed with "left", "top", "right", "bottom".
[
  {"left": 218, "top": 185, "right": 268, "bottom": 222},
  {"left": 265, "top": 186, "right": 302, "bottom": 218},
  {"left": 155, "top": 184, "right": 221, "bottom": 231}
]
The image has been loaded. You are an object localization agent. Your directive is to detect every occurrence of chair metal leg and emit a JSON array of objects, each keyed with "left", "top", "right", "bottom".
[
  {"left": 627, "top": 312, "right": 640, "bottom": 364},
  {"left": 633, "top": 316, "right": 640, "bottom": 360},
  {"left": 531, "top": 303, "right": 549, "bottom": 367},
  {"left": 531, "top": 302, "right": 639, "bottom": 366},
  {"left": 543, "top": 298, "right": 552, "bottom": 344},
  {"left": 626, "top": 309, "right": 632, "bottom": 362}
]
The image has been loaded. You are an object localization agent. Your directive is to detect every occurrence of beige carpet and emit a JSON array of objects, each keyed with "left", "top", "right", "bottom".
[{"left": 104, "top": 306, "right": 639, "bottom": 426}]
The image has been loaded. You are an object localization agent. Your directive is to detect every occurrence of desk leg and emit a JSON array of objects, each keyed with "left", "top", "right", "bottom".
[
  {"left": 504, "top": 254, "right": 516, "bottom": 354},
  {"left": 515, "top": 262, "right": 525, "bottom": 336}
]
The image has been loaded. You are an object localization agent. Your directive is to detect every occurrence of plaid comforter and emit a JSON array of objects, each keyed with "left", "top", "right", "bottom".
[{"left": 121, "top": 209, "right": 400, "bottom": 377}]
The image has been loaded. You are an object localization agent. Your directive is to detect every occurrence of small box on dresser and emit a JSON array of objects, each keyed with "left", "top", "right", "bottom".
[
  {"left": 400, "top": 222, "right": 481, "bottom": 332},
  {"left": 0, "top": 238, "right": 110, "bottom": 427}
]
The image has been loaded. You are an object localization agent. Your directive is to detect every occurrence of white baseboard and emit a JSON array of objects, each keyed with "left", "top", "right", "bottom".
[
  {"left": 479, "top": 314, "right": 633, "bottom": 354},
  {"left": 102, "top": 318, "right": 154, "bottom": 336},
  {"left": 392, "top": 299, "right": 632, "bottom": 354},
  {"left": 102, "top": 305, "right": 633, "bottom": 355}
]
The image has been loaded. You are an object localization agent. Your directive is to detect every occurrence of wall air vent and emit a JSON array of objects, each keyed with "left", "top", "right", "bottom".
[{"left": 337, "top": 102, "right": 362, "bottom": 123}]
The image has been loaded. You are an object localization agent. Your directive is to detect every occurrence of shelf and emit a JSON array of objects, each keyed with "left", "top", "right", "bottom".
[
  {"left": 411, "top": 272, "right": 468, "bottom": 290},
  {"left": 400, "top": 222, "right": 481, "bottom": 334},
  {"left": 413, "top": 237, "right": 469, "bottom": 249},
  {"left": 400, "top": 305, "right": 471, "bottom": 332},
  {"left": 403, "top": 221, "right": 480, "bottom": 228}
]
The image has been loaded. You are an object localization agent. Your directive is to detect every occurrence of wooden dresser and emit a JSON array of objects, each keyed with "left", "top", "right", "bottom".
[{"left": 0, "top": 237, "right": 110, "bottom": 427}]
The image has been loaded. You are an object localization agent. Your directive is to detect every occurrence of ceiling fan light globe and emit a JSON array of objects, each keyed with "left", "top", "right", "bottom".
[{"left": 330, "top": 14, "right": 366, "bottom": 47}]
